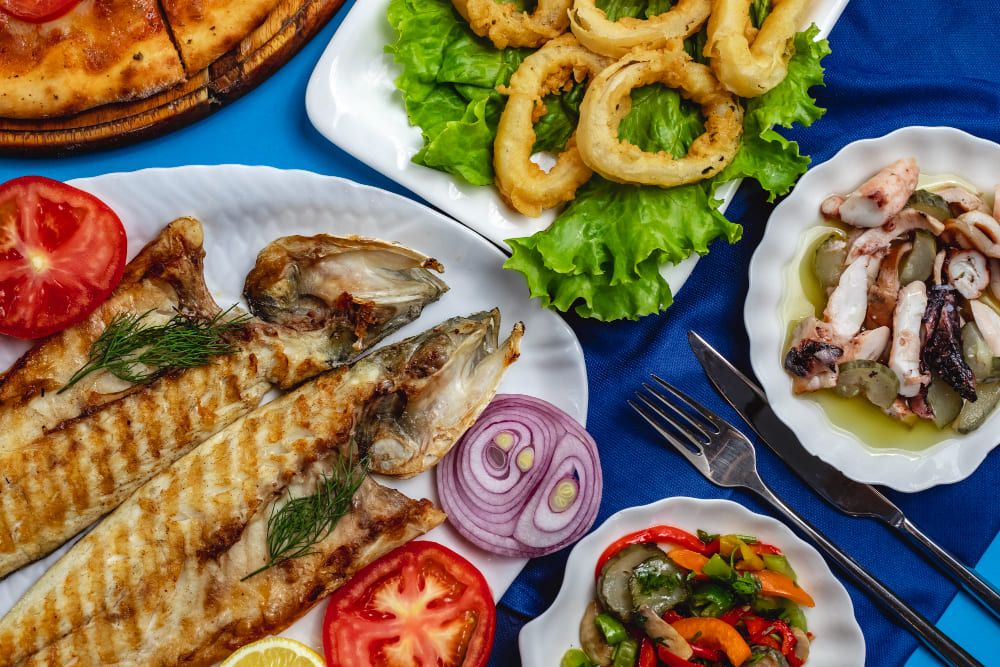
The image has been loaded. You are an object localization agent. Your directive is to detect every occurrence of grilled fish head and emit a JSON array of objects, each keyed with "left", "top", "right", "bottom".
[
  {"left": 356, "top": 309, "right": 523, "bottom": 478},
  {"left": 243, "top": 235, "right": 449, "bottom": 366}
]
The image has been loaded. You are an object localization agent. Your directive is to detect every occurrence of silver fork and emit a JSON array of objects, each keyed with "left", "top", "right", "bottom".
[{"left": 630, "top": 375, "right": 983, "bottom": 667}]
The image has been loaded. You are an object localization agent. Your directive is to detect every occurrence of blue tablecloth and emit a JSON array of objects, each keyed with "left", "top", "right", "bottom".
[{"left": 2, "top": 1, "right": 999, "bottom": 665}]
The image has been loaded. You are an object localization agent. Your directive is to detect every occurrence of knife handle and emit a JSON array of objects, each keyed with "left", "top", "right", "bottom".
[
  {"left": 896, "top": 516, "right": 1000, "bottom": 622},
  {"left": 747, "top": 478, "right": 983, "bottom": 667}
]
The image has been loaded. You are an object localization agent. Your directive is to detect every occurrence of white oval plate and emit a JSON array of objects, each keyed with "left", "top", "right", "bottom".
[
  {"left": 747, "top": 126, "right": 1000, "bottom": 491},
  {"left": 304, "top": 0, "right": 849, "bottom": 296},
  {"left": 0, "top": 165, "right": 588, "bottom": 656},
  {"left": 519, "top": 496, "right": 865, "bottom": 666}
]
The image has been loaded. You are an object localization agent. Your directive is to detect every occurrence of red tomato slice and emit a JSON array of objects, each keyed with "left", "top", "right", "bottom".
[
  {"left": 0, "top": 176, "right": 127, "bottom": 340},
  {"left": 323, "top": 540, "right": 495, "bottom": 667},
  {"left": 0, "top": 0, "right": 80, "bottom": 22}
]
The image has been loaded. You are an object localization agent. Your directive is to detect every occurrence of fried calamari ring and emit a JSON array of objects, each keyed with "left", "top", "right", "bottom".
[
  {"left": 704, "top": 0, "right": 810, "bottom": 98},
  {"left": 494, "top": 34, "right": 613, "bottom": 217},
  {"left": 568, "top": 0, "right": 712, "bottom": 58},
  {"left": 451, "top": 0, "right": 572, "bottom": 49},
  {"left": 576, "top": 45, "right": 743, "bottom": 188}
]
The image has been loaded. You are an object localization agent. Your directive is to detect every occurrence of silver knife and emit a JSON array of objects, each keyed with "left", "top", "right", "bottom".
[{"left": 688, "top": 330, "right": 1000, "bottom": 621}]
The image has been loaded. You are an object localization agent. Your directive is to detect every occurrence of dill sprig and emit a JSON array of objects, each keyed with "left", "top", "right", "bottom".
[
  {"left": 242, "top": 454, "right": 368, "bottom": 581},
  {"left": 59, "top": 305, "right": 252, "bottom": 393}
]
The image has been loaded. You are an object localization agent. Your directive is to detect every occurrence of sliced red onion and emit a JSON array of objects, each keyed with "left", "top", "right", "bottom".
[{"left": 437, "top": 394, "right": 602, "bottom": 558}]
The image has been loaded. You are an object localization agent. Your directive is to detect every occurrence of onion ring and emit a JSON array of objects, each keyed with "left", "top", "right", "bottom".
[
  {"left": 568, "top": 0, "right": 712, "bottom": 58},
  {"left": 576, "top": 45, "right": 743, "bottom": 188},
  {"left": 704, "top": 0, "right": 810, "bottom": 98},
  {"left": 494, "top": 34, "right": 613, "bottom": 217},
  {"left": 450, "top": 0, "right": 572, "bottom": 49}
]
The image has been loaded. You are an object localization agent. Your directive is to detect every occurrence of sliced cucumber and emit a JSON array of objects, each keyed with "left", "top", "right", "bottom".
[
  {"left": 596, "top": 544, "right": 661, "bottom": 622},
  {"left": 835, "top": 359, "right": 900, "bottom": 409},
  {"left": 926, "top": 378, "right": 963, "bottom": 429},
  {"left": 962, "top": 321, "right": 1000, "bottom": 382},
  {"left": 899, "top": 229, "right": 937, "bottom": 285},
  {"left": 628, "top": 553, "right": 689, "bottom": 617},
  {"left": 954, "top": 382, "right": 1000, "bottom": 433},
  {"left": 813, "top": 233, "right": 848, "bottom": 289},
  {"left": 907, "top": 189, "right": 952, "bottom": 220}
]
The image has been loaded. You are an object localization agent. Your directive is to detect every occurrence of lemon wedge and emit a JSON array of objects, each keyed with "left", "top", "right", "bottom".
[{"left": 220, "top": 637, "right": 325, "bottom": 667}]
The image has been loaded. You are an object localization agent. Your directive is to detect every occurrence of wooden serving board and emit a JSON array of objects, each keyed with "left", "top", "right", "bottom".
[{"left": 0, "top": 0, "right": 347, "bottom": 157}]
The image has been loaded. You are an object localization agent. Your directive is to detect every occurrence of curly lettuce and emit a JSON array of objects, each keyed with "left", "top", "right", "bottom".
[{"left": 386, "top": 0, "right": 830, "bottom": 320}]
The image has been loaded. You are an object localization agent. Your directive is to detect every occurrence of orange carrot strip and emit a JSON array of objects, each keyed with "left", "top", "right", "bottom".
[
  {"left": 756, "top": 569, "right": 816, "bottom": 607},
  {"left": 666, "top": 548, "right": 709, "bottom": 575},
  {"left": 670, "top": 617, "right": 752, "bottom": 667}
]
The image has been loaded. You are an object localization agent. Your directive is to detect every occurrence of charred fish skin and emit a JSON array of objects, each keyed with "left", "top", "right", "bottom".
[
  {"left": 244, "top": 234, "right": 449, "bottom": 372},
  {"left": 0, "top": 312, "right": 522, "bottom": 667},
  {"left": 0, "top": 222, "right": 450, "bottom": 579},
  {"left": 0, "top": 217, "right": 219, "bottom": 448},
  {"left": 357, "top": 309, "right": 524, "bottom": 478}
]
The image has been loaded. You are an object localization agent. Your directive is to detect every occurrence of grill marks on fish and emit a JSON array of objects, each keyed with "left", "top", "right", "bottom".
[
  {"left": 0, "top": 310, "right": 526, "bottom": 666},
  {"left": 0, "top": 217, "right": 216, "bottom": 445},
  {"left": 0, "top": 352, "right": 274, "bottom": 575},
  {"left": 0, "top": 220, "right": 450, "bottom": 579}
]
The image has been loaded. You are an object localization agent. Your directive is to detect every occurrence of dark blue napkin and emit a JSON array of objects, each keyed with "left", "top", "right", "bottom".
[{"left": 494, "top": 2, "right": 1000, "bottom": 666}]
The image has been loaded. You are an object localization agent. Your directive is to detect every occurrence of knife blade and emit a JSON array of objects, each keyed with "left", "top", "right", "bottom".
[{"left": 688, "top": 330, "right": 1000, "bottom": 621}]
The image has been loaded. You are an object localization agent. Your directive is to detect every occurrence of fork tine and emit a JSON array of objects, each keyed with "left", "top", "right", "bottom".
[
  {"left": 627, "top": 398, "right": 708, "bottom": 473},
  {"left": 638, "top": 383, "right": 711, "bottom": 445},
  {"left": 649, "top": 375, "right": 723, "bottom": 433}
]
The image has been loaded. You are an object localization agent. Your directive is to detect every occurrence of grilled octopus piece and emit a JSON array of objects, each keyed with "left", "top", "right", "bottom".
[
  {"left": 784, "top": 339, "right": 844, "bottom": 378},
  {"left": 921, "top": 285, "right": 977, "bottom": 401}
]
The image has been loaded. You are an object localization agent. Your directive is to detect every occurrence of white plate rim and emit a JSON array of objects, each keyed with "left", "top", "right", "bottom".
[
  {"left": 747, "top": 126, "right": 1000, "bottom": 492},
  {"left": 303, "top": 0, "right": 850, "bottom": 296},
  {"left": 0, "top": 164, "right": 589, "bottom": 655},
  {"left": 518, "top": 496, "right": 865, "bottom": 667}
]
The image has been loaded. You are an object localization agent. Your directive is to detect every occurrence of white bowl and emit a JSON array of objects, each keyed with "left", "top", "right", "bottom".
[
  {"left": 518, "top": 496, "right": 865, "bottom": 667},
  {"left": 747, "top": 126, "right": 1000, "bottom": 492}
]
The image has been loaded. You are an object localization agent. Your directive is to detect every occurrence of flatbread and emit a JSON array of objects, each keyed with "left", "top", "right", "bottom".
[
  {"left": 0, "top": 0, "right": 185, "bottom": 118},
  {"left": 0, "top": 0, "right": 285, "bottom": 118},
  {"left": 161, "top": 0, "right": 283, "bottom": 75}
]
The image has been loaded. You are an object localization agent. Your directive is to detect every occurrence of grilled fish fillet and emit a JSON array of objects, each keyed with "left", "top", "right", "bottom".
[
  {"left": 0, "top": 311, "right": 521, "bottom": 666},
  {"left": 0, "top": 219, "right": 448, "bottom": 578}
]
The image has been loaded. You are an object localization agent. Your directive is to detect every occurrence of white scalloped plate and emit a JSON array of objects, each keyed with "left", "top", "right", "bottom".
[
  {"left": 304, "top": 0, "right": 849, "bottom": 296},
  {"left": 0, "top": 165, "right": 588, "bottom": 657},
  {"left": 519, "top": 496, "right": 865, "bottom": 666},
  {"left": 747, "top": 126, "right": 1000, "bottom": 492}
]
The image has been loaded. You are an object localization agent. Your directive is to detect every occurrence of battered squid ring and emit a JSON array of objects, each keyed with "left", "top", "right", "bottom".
[
  {"left": 493, "top": 34, "right": 613, "bottom": 217},
  {"left": 576, "top": 45, "right": 743, "bottom": 188},
  {"left": 704, "top": 0, "right": 810, "bottom": 98},
  {"left": 568, "top": 0, "right": 712, "bottom": 58},
  {"left": 451, "top": 0, "right": 572, "bottom": 49}
]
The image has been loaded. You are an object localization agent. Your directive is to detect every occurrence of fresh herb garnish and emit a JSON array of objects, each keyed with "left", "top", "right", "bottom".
[
  {"left": 242, "top": 454, "right": 368, "bottom": 580},
  {"left": 633, "top": 561, "right": 682, "bottom": 595},
  {"left": 60, "top": 306, "right": 251, "bottom": 392},
  {"left": 733, "top": 571, "right": 763, "bottom": 597}
]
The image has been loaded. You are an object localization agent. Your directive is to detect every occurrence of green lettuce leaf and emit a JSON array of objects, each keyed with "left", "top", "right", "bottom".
[
  {"left": 714, "top": 25, "right": 831, "bottom": 200},
  {"left": 387, "top": 0, "right": 829, "bottom": 320}
]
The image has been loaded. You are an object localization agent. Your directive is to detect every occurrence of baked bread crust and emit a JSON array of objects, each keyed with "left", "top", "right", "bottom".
[
  {"left": 162, "top": 0, "right": 284, "bottom": 75},
  {"left": 0, "top": 0, "right": 286, "bottom": 118},
  {"left": 0, "top": 0, "right": 185, "bottom": 118}
]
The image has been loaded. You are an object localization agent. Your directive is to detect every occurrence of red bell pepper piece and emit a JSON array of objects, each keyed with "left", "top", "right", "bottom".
[
  {"left": 656, "top": 644, "right": 699, "bottom": 667},
  {"left": 751, "top": 542, "right": 783, "bottom": 556},
  {"left": 594, "top": 525, "right": 711, "bottom": 578},
  {"left": 746, "top": 616, "right": 800, "bottom": 660},
  {"left": 638, "top": 638, "right": 657, "bottom": 667},
  {"left": 690, "top": 643, "right": 724, "bottom": 662},
  {"left": 718, "top": 606, "right": 751, "bottom": 627},
  {"left": 661, "top": 609, "right": 683, "bottom": 624}
]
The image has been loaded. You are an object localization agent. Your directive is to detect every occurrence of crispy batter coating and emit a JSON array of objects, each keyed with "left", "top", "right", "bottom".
[
  {"left": 494, "top": 34, "right": 613, "bottom": 217},
  {"left": 577, "top": 44, "right": 743, "bottom": 188}
]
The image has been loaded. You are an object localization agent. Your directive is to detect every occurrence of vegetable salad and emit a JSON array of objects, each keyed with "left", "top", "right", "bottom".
[{"left": 564, "top": 525, "right": 814, "bottom": 667}]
